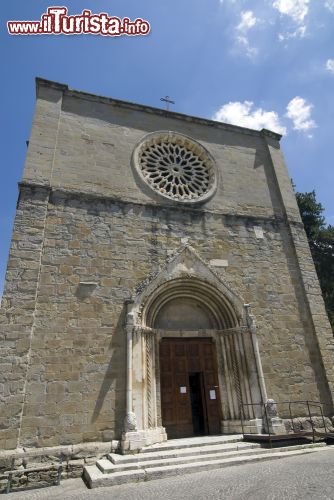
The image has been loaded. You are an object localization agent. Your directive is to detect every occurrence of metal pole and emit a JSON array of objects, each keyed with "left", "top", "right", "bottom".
[
  {"left": 240, "top": 404, "right": 245, "bottom": 437},
  {"left": 306, "top": 401, "right": 315, "bottom": 443},
  {"left": 289, "top": 402, "right": 295, "bottom": 433},
  {"left": 264, "top": 403, "right": 272, "bottom": 448},
  {"left": 319, "top": 403, "right": 328, "bottom": 435},
  {"left": 57, "top": 463, "right": 62, "bottom": 486},
  {"left": 5, "top": 472, "right": 12, "bottom": 494}
]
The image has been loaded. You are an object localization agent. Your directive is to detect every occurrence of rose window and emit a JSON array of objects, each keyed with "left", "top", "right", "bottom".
[{"left": 132, "top": 132, "right": 217, "bottom": 203}]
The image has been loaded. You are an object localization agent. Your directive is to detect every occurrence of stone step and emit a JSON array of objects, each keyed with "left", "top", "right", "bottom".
[
  {"left": 143, "top": 447, "right": 324, "bottom": 481},
  {"left": 84, "top": 443, "right": 327, "bottom": 488},
  {"left": 98, "top": 448, "right": 258, "bottom": 473},
  {"left": 108, "top": 441, "right": 259, "bottom": 465},
  {"left": 140, "top": 434, "right": 243, "bottom": 453},
  {"left": 84, "top": 467, "right": 146, "bottom": 488},
  {"left": 97, "top": 442, "right": 325, "bottom": 473}
]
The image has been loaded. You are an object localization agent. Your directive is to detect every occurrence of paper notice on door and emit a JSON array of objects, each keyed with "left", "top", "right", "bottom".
[
  {"left": 180, "top": 386, "right": 187, "bottom": 394},
  {"left": 209, "top": 389, "right": 216, "bottom": 400}
]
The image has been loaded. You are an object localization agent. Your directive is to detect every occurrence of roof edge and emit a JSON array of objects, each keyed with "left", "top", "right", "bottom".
[
  {"left": 34, "top": 77, "right": 282, "bottom": 141},
  {"left": 36, "top": 77, "right": 68, "bottom": 96}
]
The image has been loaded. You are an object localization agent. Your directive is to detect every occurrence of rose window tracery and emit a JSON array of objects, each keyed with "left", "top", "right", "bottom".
[{"left": 132, "top": 132, "right": 217, "bottom": 204}]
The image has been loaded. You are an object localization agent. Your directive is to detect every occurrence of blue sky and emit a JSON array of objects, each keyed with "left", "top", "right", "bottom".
[{"left": 1, "top": 0, "right": 334, "bottom": 296}]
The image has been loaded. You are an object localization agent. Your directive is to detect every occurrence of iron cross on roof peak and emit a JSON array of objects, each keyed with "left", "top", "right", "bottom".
[{"left": 160, "top": 95, "right": 175, "bottom": 111}]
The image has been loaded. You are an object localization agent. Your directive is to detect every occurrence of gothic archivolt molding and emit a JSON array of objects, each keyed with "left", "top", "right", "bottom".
[{"left": 130, "top": 245, "right": 245, "bottom": 329}]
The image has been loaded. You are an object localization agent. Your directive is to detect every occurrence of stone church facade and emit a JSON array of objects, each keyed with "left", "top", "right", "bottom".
[{"left": 1, "top": 78, "right": 334, "bottom": 457}]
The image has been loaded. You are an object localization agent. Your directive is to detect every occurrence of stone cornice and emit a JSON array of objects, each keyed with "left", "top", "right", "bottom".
[
  {"left": 18, "top": 180, "right": 304, "bottom": 229},
  {"left": 35, "top": 77, "right": 68, "bottom": 97},
  {"left": 261, "top": 129, "right": 282, "bottom": 140},
  {"left": 35, "top": 78, "right": 282, "bottom": 142},
  {"left": 19, "top": 181, "right": 51, "bottom": 191}
]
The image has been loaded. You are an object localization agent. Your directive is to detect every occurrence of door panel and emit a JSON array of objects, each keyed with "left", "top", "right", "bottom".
[{"left": 160, "top": 338, "right": 221, "bottom": 438}]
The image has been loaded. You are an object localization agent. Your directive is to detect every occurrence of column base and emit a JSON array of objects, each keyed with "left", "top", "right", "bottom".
[
  {"left": 245, "top": 418, "right": 264, "bottom": 434},
  {"left": 263, "top": 416, "right": 286, "bottom": 435},
  {"left": 121, "top": 427, "right": 167, "bottom": 454},
  {"left": 221, "top": 419, "right": 265, "bottom": 434}
]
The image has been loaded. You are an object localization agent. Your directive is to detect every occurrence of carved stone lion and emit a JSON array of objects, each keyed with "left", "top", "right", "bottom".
[{"left": 265, "top": 399, "right": 278, "bottom": 417}]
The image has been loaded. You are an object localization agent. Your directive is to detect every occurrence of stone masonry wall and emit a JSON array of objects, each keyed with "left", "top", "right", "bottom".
[
  {"left": 11, "top": 188, "right": 333, "bottom": 448},
  {"left": 23, "top": 80, "right": 284, "bottom": 220},
  {"left": 0, "top": 185, "right": 50, "bottom": 450},
  {"left": 264, "top": 136, "right": 334, "bottom": 409},
  {"left": 1, "top": 79, "right": 333, "bottom": 454}
]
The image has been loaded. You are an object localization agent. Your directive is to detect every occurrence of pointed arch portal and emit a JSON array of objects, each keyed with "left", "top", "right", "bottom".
[{"left": 121, "top": 247, "right": 267, "bottom": 452}]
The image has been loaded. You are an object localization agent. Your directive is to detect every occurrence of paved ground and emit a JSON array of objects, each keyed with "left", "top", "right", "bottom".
[{"left": 7, "top": 447, "right": 334, "bottom": 500}]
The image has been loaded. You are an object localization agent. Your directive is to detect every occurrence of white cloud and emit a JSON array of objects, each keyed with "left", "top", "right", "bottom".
[
  {"left": 285, "top": 97, "right": 316, "bottom": 135},
  {"left": 235, "top": 35, "right": 258, "bottom": 57},
  {"left": 235, "top": 11, "right": 258, "bottom": 57},
  {"left": 278, "top": 25, "right": 306, "bottom": 41},
  {"left": 212, "top": 101, "right": 287, "bottom": 135},
  {"left": 325, "top": 1, "right": 334, "bottom": 12},
  {"left": 237, "top": 11, "right": 257, "bottom": 32},
  {"left": 273, "top": 0, "right": 309, "bottom": 39},
  {"left": 326, "top": 59, "right": 334, "bottom": 73},
  {"left": 272, "top": 0, "right": 309, "bottom": 23}
]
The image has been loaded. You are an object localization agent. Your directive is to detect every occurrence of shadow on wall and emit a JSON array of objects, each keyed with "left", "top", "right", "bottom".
[
  {"left": 253, "top": 142, "right": 283, "bottom": 218},
  {"left": 256, "top": 133, "right": 333, "bottom": 411},
  {"left": 277, "top": 222, "right": 333, "bottom": 412},
  {"left": 91, "top": 305, "right": 127, "bottom": 438}
]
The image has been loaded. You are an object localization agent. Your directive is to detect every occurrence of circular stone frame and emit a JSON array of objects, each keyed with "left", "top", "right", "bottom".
[{"left": 132, "top": 131, "right": 218, "bottom": 204}]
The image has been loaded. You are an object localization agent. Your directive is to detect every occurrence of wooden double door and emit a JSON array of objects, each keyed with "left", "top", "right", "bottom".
[{"left": 160, "top": 338, "right": 221, "bottom": 439}]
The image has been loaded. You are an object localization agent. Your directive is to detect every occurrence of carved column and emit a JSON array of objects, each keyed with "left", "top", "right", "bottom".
[
  {"left": 123, "top": 300, "right": 138, "bottom": 433},
  {"left": 121, "top": 312, "right": 166, "bottom": 453},
  {"left": 220, "top": 329, "right": 257, "bottom": 420},
  {"left": 144, "top": 330, "right": 156, "bottom": 429},
  {"left": 244, "top": 304, "right": 268, "bottom": 405}
]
